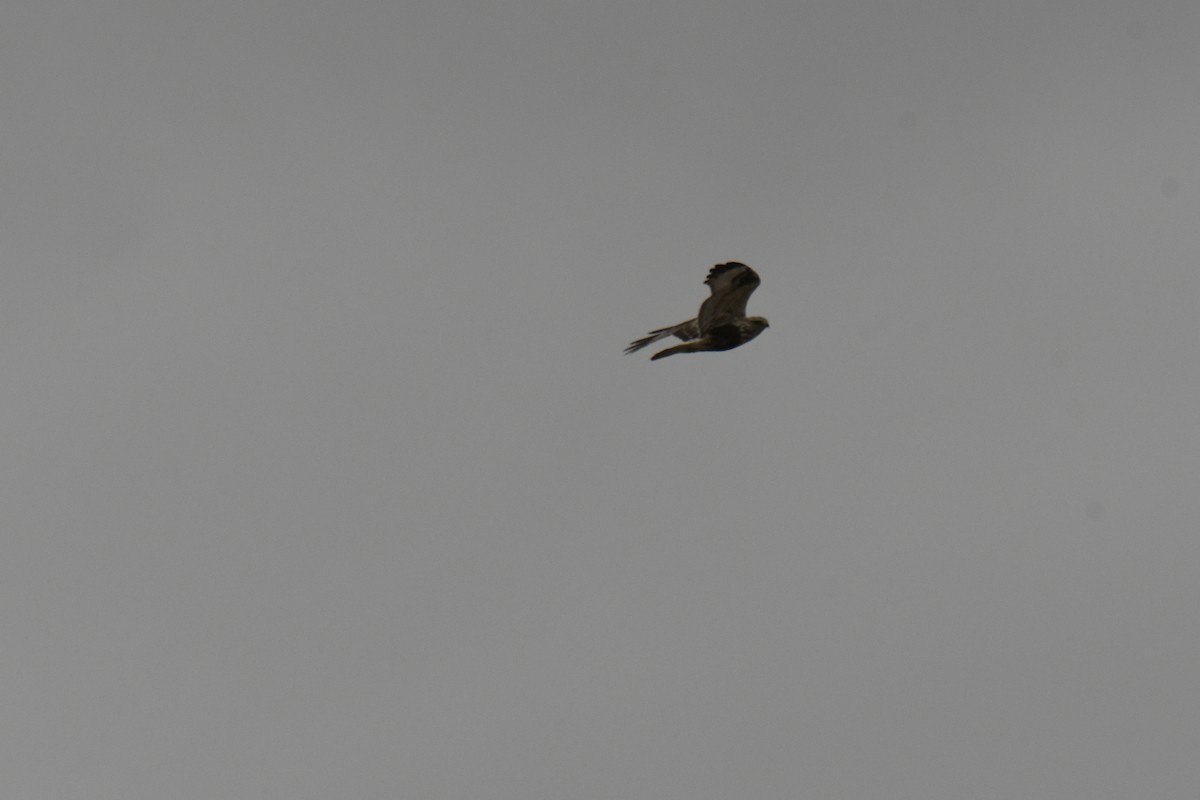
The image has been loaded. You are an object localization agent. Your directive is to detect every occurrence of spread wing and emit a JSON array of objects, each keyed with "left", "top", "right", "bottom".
[{"left": 696, "top": 262, "right": 761, "bottom": 334}]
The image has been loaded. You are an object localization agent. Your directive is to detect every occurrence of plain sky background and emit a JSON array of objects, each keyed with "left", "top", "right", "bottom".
[{"left": 4, "top": 0, "right": 1200, "bottom": 797}]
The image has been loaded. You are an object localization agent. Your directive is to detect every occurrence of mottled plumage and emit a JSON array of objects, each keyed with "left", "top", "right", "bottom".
[{"left": 624, "top": 262, "right": 769, "bottom": 360}]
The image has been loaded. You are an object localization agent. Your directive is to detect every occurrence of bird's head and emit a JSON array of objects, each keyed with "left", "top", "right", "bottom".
[{"left": 748, "top": 316, "right": 769, "bottom": 332}]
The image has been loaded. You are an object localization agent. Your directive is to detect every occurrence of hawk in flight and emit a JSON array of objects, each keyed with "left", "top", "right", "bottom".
[{"left": 624, "top": 262, "right": 769, "bottom": 361}]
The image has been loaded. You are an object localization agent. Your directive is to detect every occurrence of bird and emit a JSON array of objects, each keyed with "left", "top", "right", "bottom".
[{"left": 624, "top": 262, "right": 769, "bottom": 361}]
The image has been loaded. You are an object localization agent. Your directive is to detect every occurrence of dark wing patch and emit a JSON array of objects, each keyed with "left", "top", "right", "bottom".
[
  {"left": 697, "top": 263, "right": 761, "bottom": 334},
  {"left": 704, "top": 262, "right": 758, "bottom": 290}
]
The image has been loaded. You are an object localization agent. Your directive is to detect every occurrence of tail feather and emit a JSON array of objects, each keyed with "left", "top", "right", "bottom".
[
  {"left": 624, "top": 328, "right": 675, "bottom": 355},
  {"left": 623, "top": 319, "right": 698, "bottom": 355},
  {"left": 650, "top": 341, "right": 704, "bottom": 360}
]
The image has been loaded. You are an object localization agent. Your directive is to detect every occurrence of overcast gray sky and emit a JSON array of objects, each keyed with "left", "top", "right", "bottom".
[{"left": 4, "top": 0, "right": 1200, "bottom": 797}]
